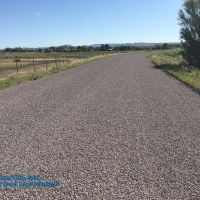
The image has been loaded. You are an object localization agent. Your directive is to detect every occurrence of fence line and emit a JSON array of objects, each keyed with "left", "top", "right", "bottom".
[{"left": 0, "top": 57, "right": 71, "bottom": 79}]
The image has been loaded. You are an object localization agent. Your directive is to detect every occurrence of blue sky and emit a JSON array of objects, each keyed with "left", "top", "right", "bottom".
[{"left": 0, "top": 0, "right": 183, "bottom": 48}]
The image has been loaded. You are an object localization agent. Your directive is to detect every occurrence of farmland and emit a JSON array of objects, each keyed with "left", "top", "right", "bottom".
[
  {"left": 0, "top": 51, "right": 118, "bottom": 89},
  {"left": 0, "top": 51, "right": 115, "bottom": 78}
]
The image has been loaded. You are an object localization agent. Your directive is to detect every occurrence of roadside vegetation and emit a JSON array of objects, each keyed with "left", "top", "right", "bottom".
[
  {"left": 179, "top": 0, "right": 200, "bottom": 68},
  {"left": 149, "top": 49, "right": 200, "bottom": 90},
  {"left": 0, "top": 53, "right": 117, "bottom": 90},
  {"left": 0, "top": 43, "right": 180, "bottom": 90},
  {"left": 150, "top": 0, "right": 200, "bottom": 91}
]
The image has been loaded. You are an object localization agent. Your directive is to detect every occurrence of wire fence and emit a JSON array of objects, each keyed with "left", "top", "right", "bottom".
[
  {"left": 0, "top": 57, "right": 77, "bottom": 79},
  {"left": 0, "top": 51, "right": 115, "bottom": 80}
]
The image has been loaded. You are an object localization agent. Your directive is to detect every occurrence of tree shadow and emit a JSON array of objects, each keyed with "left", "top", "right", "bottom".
[
  {"left": 150, "top": 61, "right": 200, "bottom": 95},
  {"left": 151, "top": 61, "right": 182, "bottom": 73}
]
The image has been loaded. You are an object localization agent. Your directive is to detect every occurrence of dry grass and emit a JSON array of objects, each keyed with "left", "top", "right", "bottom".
[
  {"left": 0, "top": 51, "right": 116, "bottom": 79},
  {"left": 149, "top": 50, "right": 200, "bottom": 89},
  {"left": 0, "top": 53, "right": 118, "bottom": 90}
]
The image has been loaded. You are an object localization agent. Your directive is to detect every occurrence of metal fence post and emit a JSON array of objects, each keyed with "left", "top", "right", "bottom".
[
  {"left": 16, "top": 61, "right": 19, "bottom": 74},
  {"left": 33, "top": 58, "right": 36, "bottom": 72},
  {"left": 55, "top": 58, "right": 57, "bottom": 68},
  {"left": 46, "top": 58, "right": 48, "bottom": 71}
]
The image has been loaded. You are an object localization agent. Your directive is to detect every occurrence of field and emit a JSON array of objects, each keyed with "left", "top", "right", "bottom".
[
  {"left": 2, "top": 49, "right": 198, "bottom": 91},
  {"left": 0, "top": 51, "right": 118, "bottom": 89},
  {"left": 0, "top": 51, "right": 115, "bottom": 78},
  {"left": 149, "top": 49, "right": 200, "bottom": 90}
]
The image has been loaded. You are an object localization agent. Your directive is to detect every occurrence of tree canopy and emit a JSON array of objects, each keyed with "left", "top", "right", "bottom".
[{"left": 179, "top": 0, "right": 200, "bottom": 67}]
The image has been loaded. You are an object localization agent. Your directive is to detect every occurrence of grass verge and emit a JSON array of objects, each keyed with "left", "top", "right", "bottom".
[
  {"left": 149, "top": 49, "right": 200, "bottom": 90},
  {"left": 0, "top": 54, "right": 116, "bottom": 90}
]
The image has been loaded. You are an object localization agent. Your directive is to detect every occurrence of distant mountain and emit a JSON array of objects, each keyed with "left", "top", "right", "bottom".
[
  {"left": 90, "top": 43, "right": 180, "bottom": 48},
  {"left": 0, "top": 42, "right": 180, "bottom": 52}
]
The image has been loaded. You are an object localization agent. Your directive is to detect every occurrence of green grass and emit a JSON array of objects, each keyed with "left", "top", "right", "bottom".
[
  {"left": 0, "top": 54, "right": 116, "bottom": 90},
  {"left": 149, "top": 49, "right": 200, "bottom": 89}
]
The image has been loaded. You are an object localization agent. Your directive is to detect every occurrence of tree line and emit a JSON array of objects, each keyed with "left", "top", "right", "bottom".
[
  {"left": 1, "top": 43, "right": 180, "bottom": 53},
  {"left": 179, "top": 0, "right": 200, "bottom": 68}
]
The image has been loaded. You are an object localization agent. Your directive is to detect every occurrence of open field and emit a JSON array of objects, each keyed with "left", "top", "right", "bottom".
[
  {"left": 0, "top": 51, "right": 115, "bottom": 59},
  {"left": 0, "top": 51, "right": 120, "bottom": 90},
  {"left": 149, "top": 49, "right": 200, "bottom": 90},
  {"left": 0, "top": 51, "right": 116, "bottom": 76}
]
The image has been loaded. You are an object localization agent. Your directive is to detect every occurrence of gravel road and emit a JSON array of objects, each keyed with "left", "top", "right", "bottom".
[{"left": 0, "top": 53, "right": 200, "bottom": 199}]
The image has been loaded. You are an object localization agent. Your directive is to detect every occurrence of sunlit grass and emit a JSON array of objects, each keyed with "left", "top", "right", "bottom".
[
  {"left": 0, "top": 54, "right": 116, "bottom": 90},
  {"left": 149, "top": 50, "right": 200, "bottom": 89}
]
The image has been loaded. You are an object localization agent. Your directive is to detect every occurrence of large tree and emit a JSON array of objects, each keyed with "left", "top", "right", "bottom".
[
  {"left": 99, "top": 44, "right": 111, "bottom": 51},
  {"left": 179, "top": 0, "right": 200, "bottom": 67}
]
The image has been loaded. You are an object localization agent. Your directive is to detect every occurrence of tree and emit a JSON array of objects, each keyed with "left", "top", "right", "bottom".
[
  {"left": 179, "top": 0, "right": 200, "bottom": 67},
  {"left": 38, "top": 48, "right": 43, "bottom": 53},
  {"left": 162, "top": 43, "right": 169, "bottom": 49},
  {"left": 77, "top": 46, "right": 93, "bottom": 52},
  {"left": 5, "top": 48, "right": 13, "bottom": 52},
  {"left": 99, "top": 44, "right": 111, "bottom": 51}
]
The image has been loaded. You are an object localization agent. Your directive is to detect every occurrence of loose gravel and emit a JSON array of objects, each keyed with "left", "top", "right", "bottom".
[{"left": 0, "top": 53, "right": 200, "bottom": 199}]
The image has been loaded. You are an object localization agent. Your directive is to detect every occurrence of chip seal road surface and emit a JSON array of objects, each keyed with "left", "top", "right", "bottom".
[{"left": 0, "top": 53, "right": 200, "bottom": 199}]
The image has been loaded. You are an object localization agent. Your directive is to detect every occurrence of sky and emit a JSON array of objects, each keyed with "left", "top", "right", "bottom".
[{"left": 0, "top": 0, "right": 183, "bottom": 48}]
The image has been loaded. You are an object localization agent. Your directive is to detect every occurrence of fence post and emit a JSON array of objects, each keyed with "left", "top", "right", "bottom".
[
  {"left": 33, "top": 58, "right": 36, "bottom": 72},
  {"left": 16, "top": 60, "right": 19, "bottom": 75},
  {"left": 45, "top": 58, "right": 48, "bottom": 71},
  {"left": 55, "top": 58, "right": 58, "bottom": 68}
]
